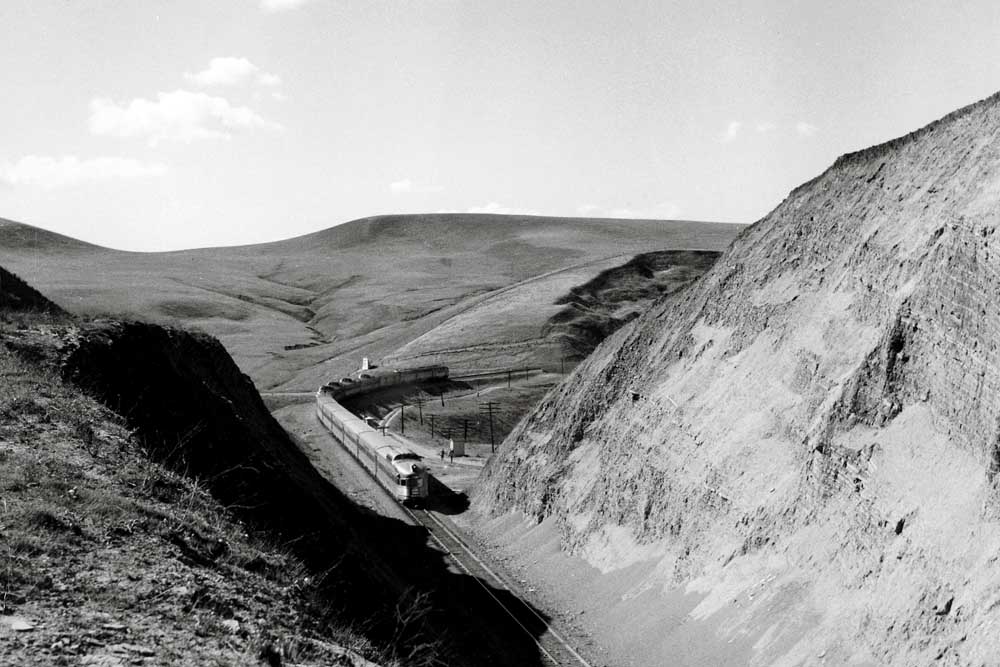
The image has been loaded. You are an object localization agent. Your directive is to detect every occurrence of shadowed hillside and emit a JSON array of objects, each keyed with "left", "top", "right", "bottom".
[
  {"left": 0, "top": 214, "right": 741, "bottom": 390},
  {"left": 1, "top": 273, "right": 561, "bottom": 666},
  {"left": 0, "top": 336, "right": 397, "bottom": 665},
  {"left": 476, "top": 90, "right": 1000, "bottom": 665}
]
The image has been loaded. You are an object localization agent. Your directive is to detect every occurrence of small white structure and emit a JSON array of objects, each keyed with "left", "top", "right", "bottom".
[
  {"left": 361, "top": 357, "right": 370, "bottom": 371},
  {"left": 449, "top": 437, "right": 465, "bottom": 457}
]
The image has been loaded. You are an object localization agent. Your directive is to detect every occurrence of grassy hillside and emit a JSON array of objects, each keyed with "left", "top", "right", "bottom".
[
  {"left": 0, "top": 265, "right": 66, "bottom": 315},
  {"left": 1, "top": 280, "right": 563, "bottom": 667},
  {"left": 0, "top": 214, "right": 741, "bottom": 390},
  {"left": 386, "top": 249, "right": 722, "bottom": 371},
  {"left": 0, "top": 320, "right": 397, "bottom": 666}
]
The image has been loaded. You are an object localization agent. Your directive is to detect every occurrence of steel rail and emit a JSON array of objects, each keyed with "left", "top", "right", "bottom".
[
  {"left": 415, "top": 509, "right": 593, "bottom": 667},
  {"left": 316, "top": 399, "right": 592, "bottom": 666},
  {"left": 401, "top": 506, "right": 564, "bottom": 665}
]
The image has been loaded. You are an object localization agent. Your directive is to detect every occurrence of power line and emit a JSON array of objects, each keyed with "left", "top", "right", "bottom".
[
  {"left": 479, "top": 401, "right": 498, "bottom": 453},
  {"left": 413, "top": 394, "right": 424, "bottom": 424}
]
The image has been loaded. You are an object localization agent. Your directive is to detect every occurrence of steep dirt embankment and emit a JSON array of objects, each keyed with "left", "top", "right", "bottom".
[
  {"left": 544, "top": 250, "right": 719, "bottom": 360},
  {"left": 0, "top": 332, "right": 386, "bottom": 665},
  {"left": 476, "top": 91, "right": 1000, "bottom": 665},
  {"left": 52, "top": 321, "right": 450, "bottom": 660}
]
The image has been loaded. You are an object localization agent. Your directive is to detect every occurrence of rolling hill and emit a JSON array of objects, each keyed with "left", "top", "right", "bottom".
[{"left": 0, "top": 214, "right": 741, "bottom": 390}]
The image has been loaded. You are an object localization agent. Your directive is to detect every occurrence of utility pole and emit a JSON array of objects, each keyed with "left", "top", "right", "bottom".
[
  {"left": 413, "top": 395, "right": 424, "bottom": 424},
  {"left": 462, "top": 418, "right": 469, "bottom": 442},
  {"left": 479, "top": 402, "right": 498, "bottom": 453},
  {"left": 507, "top": 369, "right": 511, "bottom": 389},
  {"left": 429, "top": 414, "right": 436, "bottom": 438},
  {"left": 440, "top": 392, "right": 445, "bottom": 407},
  {"left": 399, "top": 402, "right": 405, "bottom": 435}
]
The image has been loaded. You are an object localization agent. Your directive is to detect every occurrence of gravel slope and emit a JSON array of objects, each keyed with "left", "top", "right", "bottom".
[{"left": 475, "top": 90, "right": 1000, "bottom": 665}]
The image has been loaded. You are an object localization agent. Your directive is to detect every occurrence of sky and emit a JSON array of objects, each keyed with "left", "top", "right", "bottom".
[{"left": 2, "top": 1, "right": 1000, "bottom": 251}]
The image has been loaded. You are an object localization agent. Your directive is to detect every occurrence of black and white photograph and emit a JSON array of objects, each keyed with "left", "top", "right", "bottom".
[{"left": 2, "top": 1, "right": 1000, "bottom": 665}]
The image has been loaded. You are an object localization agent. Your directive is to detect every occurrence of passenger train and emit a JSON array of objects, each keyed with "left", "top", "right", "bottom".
[
  {"left": 315, "top": 366, "right": 446, "bottom": 506},
  {"left": 320, "top": 365, "right": 449, "bottom": 401}
]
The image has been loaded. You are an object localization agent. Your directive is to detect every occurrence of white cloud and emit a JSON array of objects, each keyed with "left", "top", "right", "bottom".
[
  {"left": 258, "top": 72, "right": 282, "bottom": 87},
  {"left": 466, "top": 202, "right": 540, "bottom": 216},
  {"left": 720, "top": 120, "right": 743, "bottom": 143},
  {"left": 184, "top": 57, "right": 282, "bottom": 88},
  {"left": 185, "top": 58, "right": 255, "bottom": 87},
  {"left": 0, "top": 155, "right": 167, "bottom": 188},
  {"left": 259, "top": 0, "right": 312, "bottom": 12},
  {"left": 389, "top": 178, "right": 444, "bottom": 195},
  {"left": 795, "top": 121, "right": 818, "bottom": 137},
  {"left": 755, "top": 122, "right": 776, "bottom": 133},
  {"left": 89, "top": 89, "right": 283, "bottom": 146}
]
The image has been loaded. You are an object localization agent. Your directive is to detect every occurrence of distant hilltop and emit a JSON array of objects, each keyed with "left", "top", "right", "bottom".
[
  {"left": 0, "top": 212, "right": 742, "bottom": 255},
  {"left": 0, "top": 212, "right": 741, "bottom": 391}
]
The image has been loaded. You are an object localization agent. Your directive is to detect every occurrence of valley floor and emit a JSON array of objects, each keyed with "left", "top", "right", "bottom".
[
  {"left": 281, "top": 363, "right": 816, "bottom": 666},
  {"left": 271, "top": 396, "right": 609, "bottom": 667}
]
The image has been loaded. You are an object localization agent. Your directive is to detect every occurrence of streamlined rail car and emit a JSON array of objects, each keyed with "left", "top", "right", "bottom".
[
  {"left": 316, "top": 389, "right": 429, "bottom": 505},
  {"left": 320, "top": 365, "right": 448, "bottom": 401}
]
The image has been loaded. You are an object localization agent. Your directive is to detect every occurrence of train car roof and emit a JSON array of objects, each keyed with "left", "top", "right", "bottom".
[{"left": 318, "top": 393, "right": 422, "bottom": 460}]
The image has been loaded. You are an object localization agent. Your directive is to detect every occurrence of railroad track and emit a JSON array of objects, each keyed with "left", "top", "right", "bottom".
[
  {"left": 314, "top": 407, "right": 592, "bottom": 666},
  {"left": 402, "top": 506, "right": 593, "bottom": 667}
]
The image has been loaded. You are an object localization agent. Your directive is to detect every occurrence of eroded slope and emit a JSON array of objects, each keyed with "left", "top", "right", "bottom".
[
  {"left": 476, "top": 91, "right": 1000, "bottom": 665},
  {"left": 385, "top": 249, "right": 720, "bottom": 372}
]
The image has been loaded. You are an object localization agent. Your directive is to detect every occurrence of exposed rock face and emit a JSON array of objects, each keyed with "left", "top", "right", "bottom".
[
  {"left": 476, "top": 91, "right": 1000, "bottom": 664},
  {"left": 544, "top": 250, "right": 720, "bottom": 361}
]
